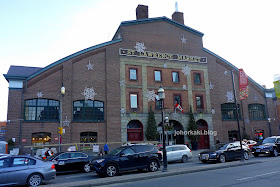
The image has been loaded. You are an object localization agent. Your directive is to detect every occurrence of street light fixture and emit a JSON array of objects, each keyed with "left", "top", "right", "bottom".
[
  {"left": 59, "top": 86, "right": 66, "bottom": 152},
  {"left": 158, "top": 86, "right": 168, "bottom": 172}
]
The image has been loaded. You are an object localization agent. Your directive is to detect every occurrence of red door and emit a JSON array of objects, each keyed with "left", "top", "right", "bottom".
[{"left": 127, "top": 129, "right": 143, "bottom": 141}]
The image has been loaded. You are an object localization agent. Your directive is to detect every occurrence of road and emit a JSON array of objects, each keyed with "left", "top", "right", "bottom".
[
  {"left": 42, "top": 154, "right": 279, "bottom": 186},
  {"left": 105, "top": 156, "right": 280, "bottom": 187}
]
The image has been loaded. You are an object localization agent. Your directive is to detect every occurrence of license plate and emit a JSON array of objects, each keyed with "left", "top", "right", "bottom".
[{"left": 256, "top": 149, "right": 260, "bottom": 152}]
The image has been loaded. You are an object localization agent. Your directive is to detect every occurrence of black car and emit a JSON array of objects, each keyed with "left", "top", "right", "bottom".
[
  {"left": 199, "top": 142, "right": 250, "bottom": 163},
  {"left": 45, "top": 151, "right": 92, "bottom": 173},
  {"left": 90, "top": 144, "right": 161, "bottom": 177},
  {"left": 251, "top": 136, "right": 280, "bottom": 157}
]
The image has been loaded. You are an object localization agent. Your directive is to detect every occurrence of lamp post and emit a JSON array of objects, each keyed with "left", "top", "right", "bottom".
[
  {"left": 158, "top": 86, "right": 167, "bottom": 172},
  {"left": 59, "top": 86, "right": 65, "bottom": 152},
  {"left": 165, "top": 116, "right": 169, "bottom": 145}
]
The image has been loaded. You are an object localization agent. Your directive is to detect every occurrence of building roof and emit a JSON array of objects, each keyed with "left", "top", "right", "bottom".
[
  {"left": 112, "top": 16, "right": 204, "bottom": 40},
  {"left": 3, "top": 66, "right": 43, "bottom": 82}
]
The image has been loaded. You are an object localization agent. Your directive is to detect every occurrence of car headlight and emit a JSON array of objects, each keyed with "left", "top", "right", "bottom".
[
  {"left": 210, "top": 153, "right": 217, "bottom": 156},
  {"left": 95, "top": 159, "right": 105, "bottom": 164}
]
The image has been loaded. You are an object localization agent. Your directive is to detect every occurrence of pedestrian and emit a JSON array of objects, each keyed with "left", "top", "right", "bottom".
[
  {"left": 45, "top": 148, "right": 53, "bottom": 159},
  {"left": 104, "top": 141, "right": 109, "bottom": 155}
]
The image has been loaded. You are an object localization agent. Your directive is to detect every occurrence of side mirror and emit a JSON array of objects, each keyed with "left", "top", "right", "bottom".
[{"left": 120, "top": 153, "right": 125, "bottom": 157}]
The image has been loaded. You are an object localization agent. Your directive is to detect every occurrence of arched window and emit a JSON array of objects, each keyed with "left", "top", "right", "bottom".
[
  {"left": 221, "top": 103, "right": 241, "bottom": 120},
  {"left": 73, "top": 100, "right": 104, "bottom": 121},
  {"left": 248, "top": 104, "right": 266, "bottom": 120},
  {"left": 24, "top": 99, "right": 59, "bottom": 121}
]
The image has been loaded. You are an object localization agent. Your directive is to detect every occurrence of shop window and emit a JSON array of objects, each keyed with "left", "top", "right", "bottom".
[
  {"left": 129, "top": 68, "right": 137, "bottom": 80},
  {"left": 194, "top": 73, "right": 201, "bottom": 85},
  {"left": 24, "top": 99, "right": 59, "bottom": 121},
  {"left": 154, "top": 70, "right": 162, "bottom": 82},
  {"left": 221, "top": 103, "right": 242, "bottom": 120},
  {"left": 248, "top": 104, "right": 266, "bottom": 120},
  {"left": 172, "top": 72, "right": 179, "bottom": 83},
  {"left": 80, "top": 132, "right": 97, "bottom": 143},
  {"left": 73, "top": 100, "right": 104, "bottom": 121},
  {"left": 32, "top": 132, "right": 51, "bottom": 145}
]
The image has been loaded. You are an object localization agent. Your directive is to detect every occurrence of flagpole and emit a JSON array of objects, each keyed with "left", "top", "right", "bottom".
[{"left": 231, "top": 70, "right": 244, "bottom": 161}]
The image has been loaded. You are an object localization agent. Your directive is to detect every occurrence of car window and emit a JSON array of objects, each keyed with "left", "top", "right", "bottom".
[
  {"left": 277, "top": 139, "right": 280, "bottom": 143},
  {"left": 81, "top": 153, "right": 88, "bottom": 158},
  {"left": 58, "top": 153, "right": 70, "bottom": 159},
  {"left": 121, "top": 148, "right": 135, "bottom": 156},
  {"left": 12, "top": 157, "right": 36, "bottom": 167},
  {"left": 133, "top": 145, "right": 147, "bottom": 153},
  {"left": 166, "top": 147, "right": 172, "bottom": 152},
  {"left": 70, "top": 152, "right": 81, "bottom": 158},
  {"left": 172, "top": 147, "right": 182, "bottom": 151},
  {"left": 0, "top": 158, "right": 10, "bottom": 168}
]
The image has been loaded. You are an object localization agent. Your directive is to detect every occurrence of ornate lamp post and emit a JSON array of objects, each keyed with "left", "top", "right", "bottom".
[
  {"left": 158, "top": 86, "right": 167, "bottom": 172},
  {"left": 59, "top": 86, "right": 65, "bottom": 152}
]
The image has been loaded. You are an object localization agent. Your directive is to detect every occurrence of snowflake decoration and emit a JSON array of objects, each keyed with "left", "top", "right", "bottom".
[
  {"left": 82, "top": 87, "right": 96, "bottom": 100},
  {"left": 62, "top": 116, "right": 71, "bottom": 127},
  {"left": 37, "top": 91, "right": 43, "bottom": 98},
  {"left": 245, "top": 117, "right": 250, "bottom": 124},
  {"left": 224, "top": 71, "right": 228, "bottom": 75},
  {"left": 134, "top": 42, "right": 147, "bottom": 53},
  {"left": 86, "top": 61, "right": 94, "bottom": 70},
  {"left": 181, "top": 35, "right": 187, "bottom": 44},
  {"left": 209, "top": 82, "right": 214, "bottom": 90},
  {"left": 211, "top": 108, "right": 215, "bottom": 114},
  {"left": 119, "top": 79, "right": 126, "bottom": 87},
  {"left": 254, "top": 94, "right": 258, "bottom": 101},
  {"left": 120, "top": 107, "right": 125, "bottom": 114},
  {"left": 226, "top": 91, "right": 234, "bottom": 102},
  {"left": 163, "top": 63, "right": 167, "bottom": 68},
  {"left": 182, "top": 85, "right": 187, "bottom": 90},
  {"left": 181, "top": 65, "right": 190, "bottom": 76},
  {"left": 146, "top": 90, "right": 157, "bottom": 102}
]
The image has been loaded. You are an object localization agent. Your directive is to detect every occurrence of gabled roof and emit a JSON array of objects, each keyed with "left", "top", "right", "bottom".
[
  {"left": 203, "top": 48, "right": 265, "bottom": 92},
  {"left": 3, "top": 66, "right": 43, "bottom": 82},
  {"left": 112, "top": 16, "right": 204, "bottom": 40}
]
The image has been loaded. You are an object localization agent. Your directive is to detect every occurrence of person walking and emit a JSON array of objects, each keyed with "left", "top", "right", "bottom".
[{"left": 104, "top": 142, "right": 109, "bottom": 155}]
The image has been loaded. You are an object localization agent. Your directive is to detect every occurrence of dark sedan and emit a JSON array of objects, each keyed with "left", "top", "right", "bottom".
[
  {"left": 0, "top": 155, "right": 56, "bottom": 186},
  {"left": 199, "top": 142, "right": 250, "bottom": 163},
  {"left": 251, "top": 136, "right": 280, "bottom": 157},
  {"left": 45, "top": 151, "right": 92, "bottom": 173}
]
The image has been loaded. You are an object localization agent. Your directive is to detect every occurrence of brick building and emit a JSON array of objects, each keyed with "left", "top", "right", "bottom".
[{"left": 3, "top": 5, "right": 278, "bottom": 150}]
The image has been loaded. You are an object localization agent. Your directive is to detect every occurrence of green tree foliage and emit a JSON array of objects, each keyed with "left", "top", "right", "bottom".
[
  {"left": 187, "top": 106, "right": 200, "bottom": 143},
  {"left": 146, "top": 106, "right": 159, "bottom": 141}
]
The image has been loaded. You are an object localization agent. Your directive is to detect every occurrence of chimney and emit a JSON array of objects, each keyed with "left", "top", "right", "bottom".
[
  {"left": 172, "top": 11, "right": 184, "bottom": 25},
  {"left": 136, "top": 5, "right": 148, "bottom": 20}
]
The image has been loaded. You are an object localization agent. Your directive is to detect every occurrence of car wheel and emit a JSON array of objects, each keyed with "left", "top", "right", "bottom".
[
  {"left": 181, "top": 155, "right": 188, "bottom": 163},
  {"left": 105, "top": 164, "right": 118, "bottom": 177},
  {"left": 219, "top": 154, "right": 226, "bottom": 163},
  {"left": 243, "top": 151, "right": 249, "bottom": 160},
  {"left": 148, "top": 160, "right": 159, "bottom": 172},
  {"left": 83, "top": 163, "right": 91, "bottom": 173},
  {"left": 253, "top": 153, "right": 259, "bottom": 157},
  {"left": 273, "top": 148, "right": 278, "bottom": 157},
  {"left": 27, "top": 173, "right": 42, "bottom": 186}
]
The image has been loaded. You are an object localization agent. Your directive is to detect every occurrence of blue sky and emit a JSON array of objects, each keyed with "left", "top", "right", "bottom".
[{"left": 1, "top": 0, "right": 280, "bottom": 121}]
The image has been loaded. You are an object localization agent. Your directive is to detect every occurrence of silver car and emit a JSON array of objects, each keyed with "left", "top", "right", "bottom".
[
  {"left": 0, "top": 155, "right": 56, "bottom": 186},
  {"left": 166, "top": 145, "right": 192, "bottom": 162}
]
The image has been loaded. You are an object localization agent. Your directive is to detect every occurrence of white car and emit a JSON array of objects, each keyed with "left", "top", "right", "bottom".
[{"left": 165, "top": 145, "right": 192, "bottom": 163}]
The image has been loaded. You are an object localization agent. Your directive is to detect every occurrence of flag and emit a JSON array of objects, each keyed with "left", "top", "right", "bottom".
[
  {"left": 239, "top": 69, "right": 249, "bottom": 100},
  {"left": 274, "top": 80, "right": 280, "bottom": 98},
  {"left": 174, "top": 103, "right": 184, "bottom": 113}
]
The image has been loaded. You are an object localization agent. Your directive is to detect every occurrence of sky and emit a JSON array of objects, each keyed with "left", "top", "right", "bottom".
[{"left": 0, "top": 0, "right": 279, "bottom": 121}]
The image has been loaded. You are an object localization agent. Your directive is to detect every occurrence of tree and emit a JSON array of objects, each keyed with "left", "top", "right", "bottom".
[
  {"left": 187, "top": 106, "right": 200, "bottom": 150},
  {"left": 146, "top": 106, "right": 159, "bottom": 141}
]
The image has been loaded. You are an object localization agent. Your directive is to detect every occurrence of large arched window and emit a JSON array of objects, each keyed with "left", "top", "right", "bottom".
[
  {"left": 24, "top": 99, "right": 59, "bottom": 121},
  {"left": 248, "top": 104, "right": 266, "bottom": 120},
  {"left": 221, "top": 103, "right": 241, "bottom": 120},
  {"left": 73, "top": 100, "right": 104, "bottom": 121}
]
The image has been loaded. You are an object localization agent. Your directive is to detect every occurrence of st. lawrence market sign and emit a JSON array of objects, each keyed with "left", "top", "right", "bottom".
[{"left": 119, "top": 49, "right": 207, "bottom": 63}]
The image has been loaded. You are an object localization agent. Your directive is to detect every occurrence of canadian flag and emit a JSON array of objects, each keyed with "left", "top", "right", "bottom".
[{"left": 174, "top": 103, "right": 184, "bottom": 113}]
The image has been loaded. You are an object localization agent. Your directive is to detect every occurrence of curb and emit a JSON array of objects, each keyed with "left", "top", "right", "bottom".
[{"left": 45, "top": 160, "right": 262, "bottom": 187}]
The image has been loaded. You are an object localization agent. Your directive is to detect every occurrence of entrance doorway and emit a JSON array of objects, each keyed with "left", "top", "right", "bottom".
[
  {"left": 127, "top": 120, "right": 143, "bottom": 141},
  {"left": 158, "top": 120, "right": 184, "bottom": 145},
  {"left": 197, "top": 119, "right": 210, "bottom": 149}
]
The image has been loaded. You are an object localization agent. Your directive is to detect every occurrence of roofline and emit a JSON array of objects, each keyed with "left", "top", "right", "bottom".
[
  {"left": 27, "top": 38, "right": 122, "bottom": 80},
  {"left": 3, "top": 74, "right": 27, "bottom": 82},
  {"left": 112, "top": 16, "right": 204, "bottom": 40},
  {"left": 203, "top": 48, "right": 265, "bottom": 92}
]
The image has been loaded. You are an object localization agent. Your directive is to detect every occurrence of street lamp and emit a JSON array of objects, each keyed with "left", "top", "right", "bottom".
[
  {"left": 59, "top": 86, "right": 66, "bottom": 152},
  {"left": 158, "top": 86, "right": 167, "bottom": 172}
]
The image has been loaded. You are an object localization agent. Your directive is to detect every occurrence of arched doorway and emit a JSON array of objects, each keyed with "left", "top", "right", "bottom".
[
  {"left": 197, "top": 119, "right": 210, "bottom": 149},
  {"left": 127, "top": 120, "right": 143, "bottom": 141},
  {"left": 158, "top": 120, "right": 184, "bottom": 145}
]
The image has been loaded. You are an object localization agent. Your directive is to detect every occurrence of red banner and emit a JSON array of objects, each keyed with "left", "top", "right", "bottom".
[
  {"left": 174, "top": 103, "right": 184, "bottom": 113},
  {"left": 239, "top": 69, "right": 249, "bottom": 100}
]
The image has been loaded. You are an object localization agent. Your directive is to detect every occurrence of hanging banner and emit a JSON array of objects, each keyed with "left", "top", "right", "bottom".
[
  {"left": 274, "top": 80, "right": 280, "bottom": 98},
  {"left": 239, "top": 69, "right": 249, "bottom": 100}
]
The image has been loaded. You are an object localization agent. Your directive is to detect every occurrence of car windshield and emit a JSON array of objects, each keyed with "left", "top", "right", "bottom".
[
  {"left": 210, "top": 143, "right": 226, "bottom": 150},
  {"left": 219, "top": 144, "right": 229, "bottom": 150},
  {"left": 262, "top": 138, "right": 276, "bottom": 144},
  {"left": 108, "top": 147, "right": 125, "bottom": 156}
]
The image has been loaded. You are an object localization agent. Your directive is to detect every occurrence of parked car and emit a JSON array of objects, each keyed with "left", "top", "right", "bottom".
[
  {"left": 90, "top": 144, "right": 161, "bottom": 177},
  {"left": 199, "top": 142, "right": 250, "bottom": 163},
  {"left": 251, "top": 136, "right": 280, "bottom": 157},
  {"left": 162, "top": 145, "right": 192, "bottom": 163},
  {"left": 45, "top": 151, "right": 92, "bottom": 173},
  {"left": 0, "top": 155, "right": 56, "bottom": 186}
]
